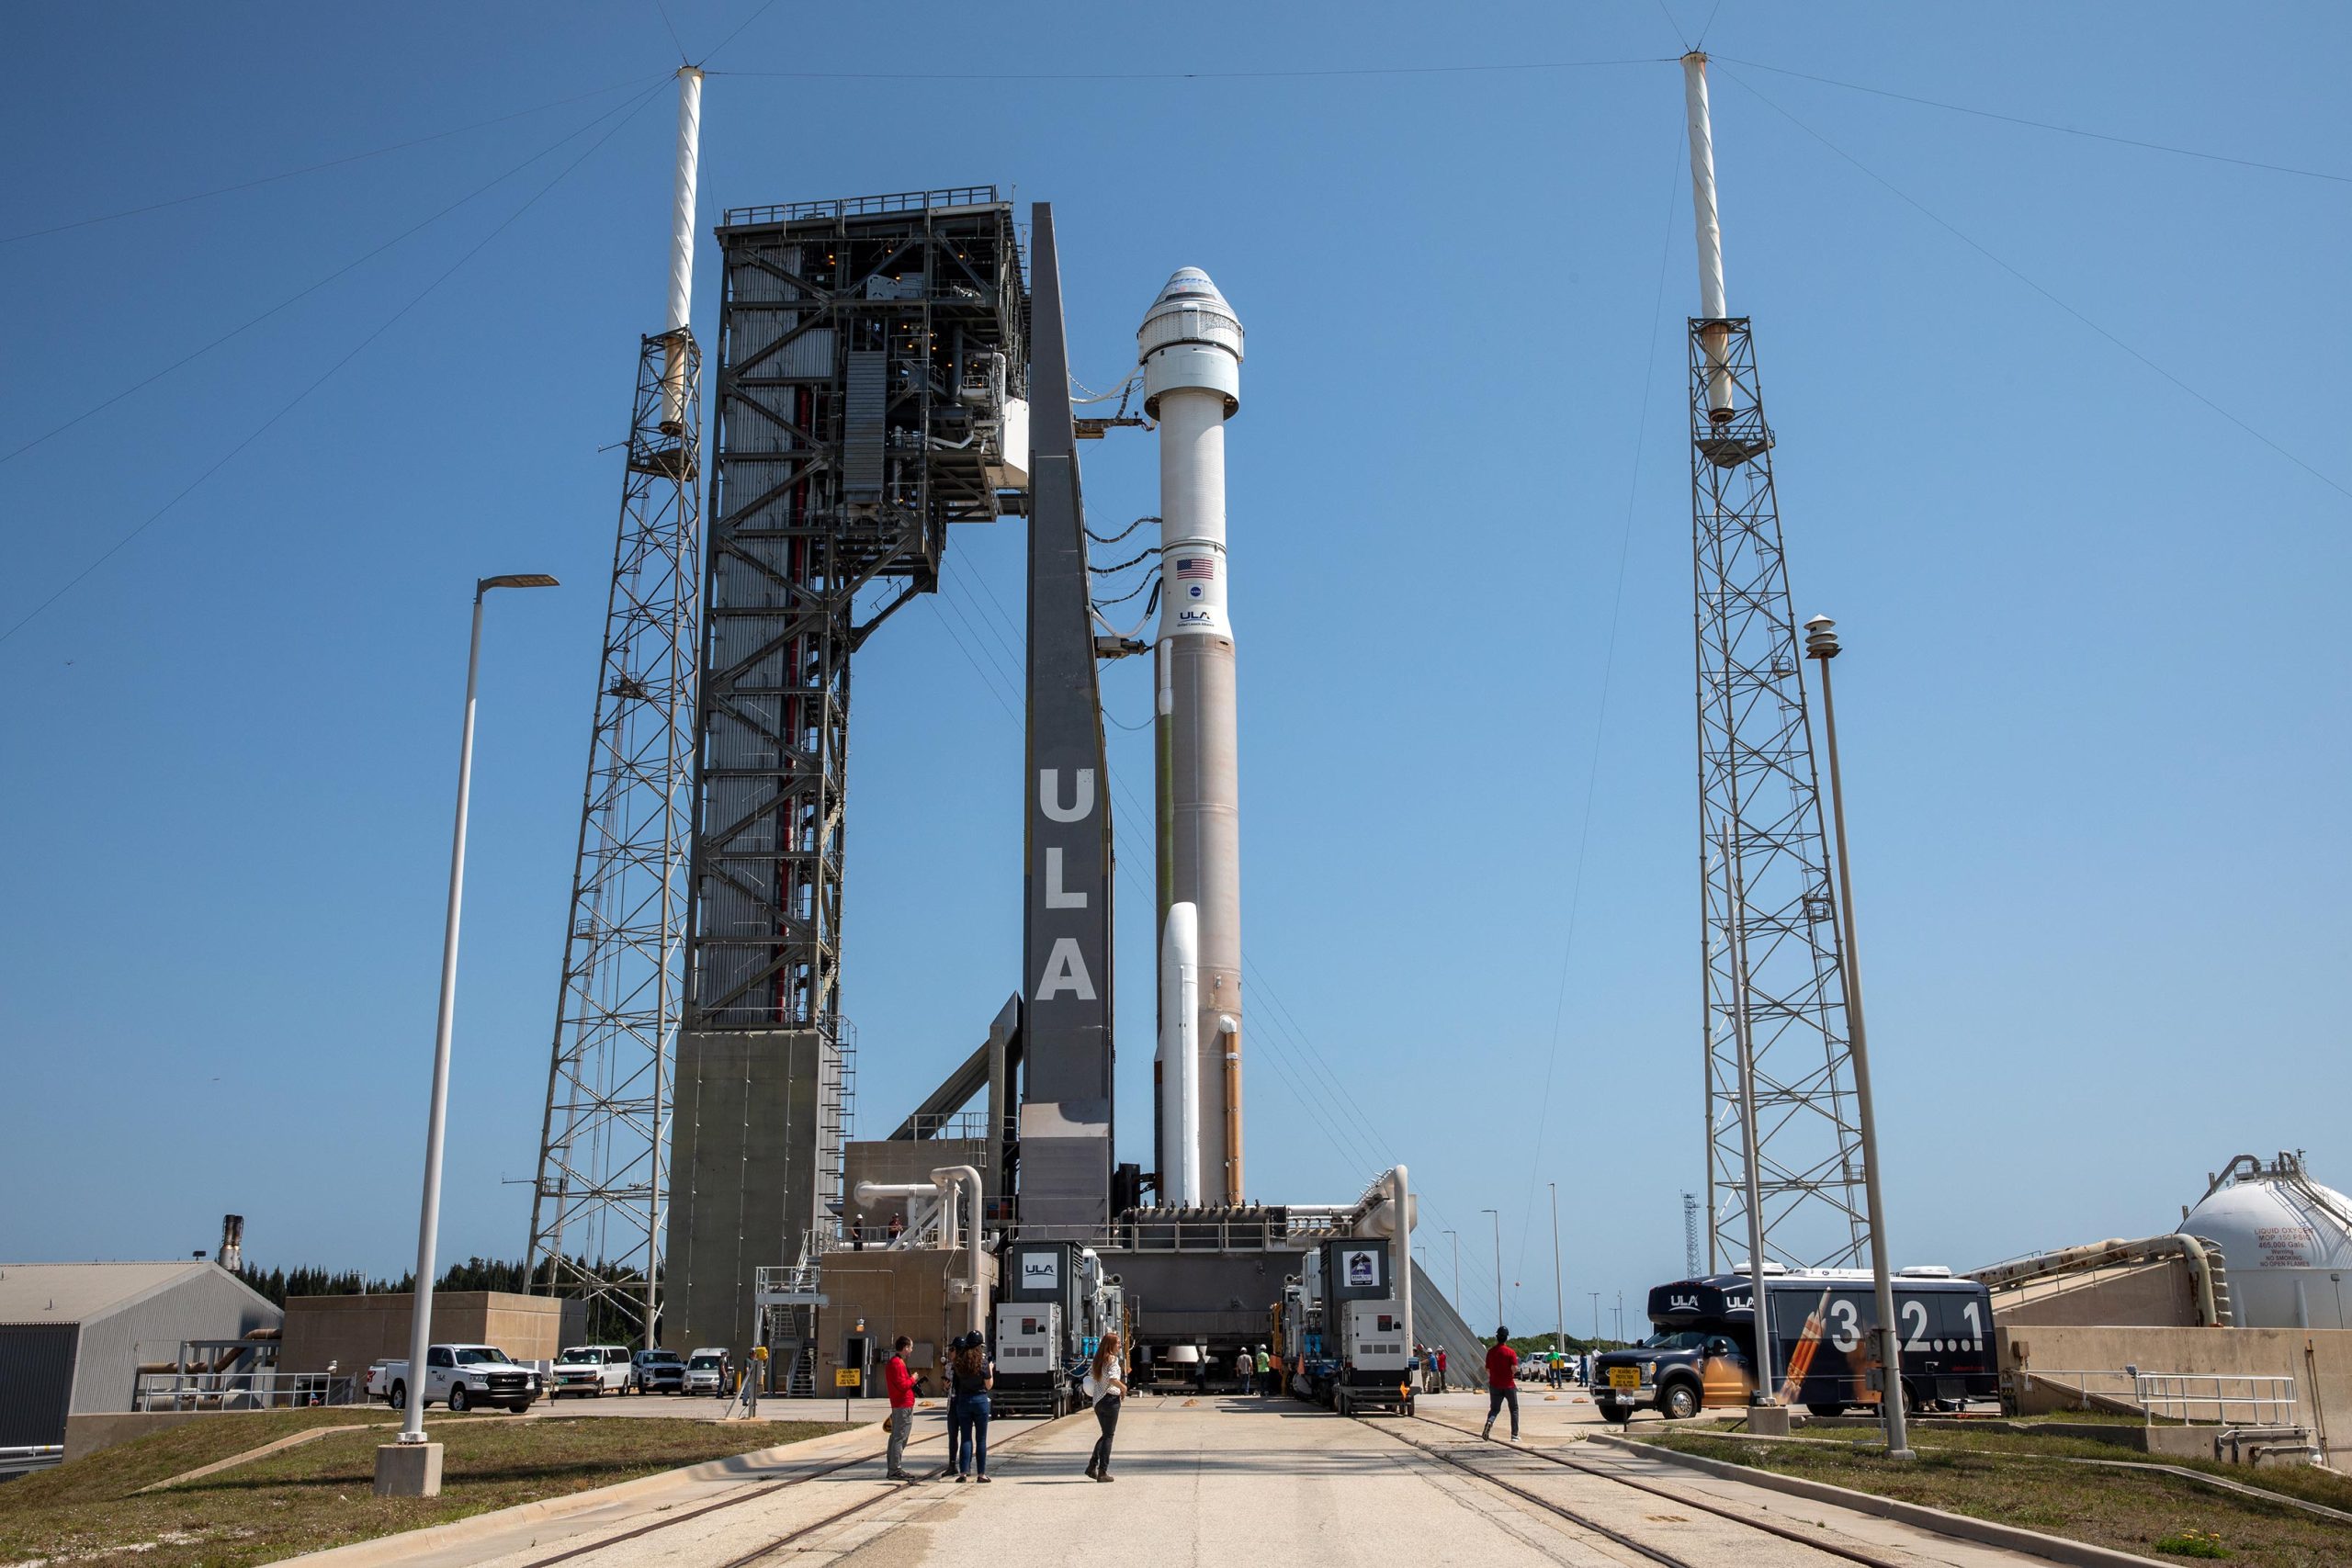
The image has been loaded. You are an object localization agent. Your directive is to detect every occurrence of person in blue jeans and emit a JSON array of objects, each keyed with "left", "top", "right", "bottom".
[{"left": 948, "top": 1333, "right": 994, "bottom": 1481}]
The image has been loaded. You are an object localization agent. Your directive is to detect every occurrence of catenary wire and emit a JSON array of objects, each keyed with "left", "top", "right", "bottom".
[
  {"left": 3, "top": 86, "right": 659, "bottom": 468},
  {"left": 1713, "top": 64, "right": 2351, "bottom": 505},
  {"left": 0, "top": 73, "right": 668, "bottom": 246},
  {"left": 0, "top": 80, "right": 672, "bottom": 649},
  {"left": 1713, "top": 53, "right": 2352, "bottom": 186},
  {"left": 1510, "top": 127, "right": 1687, "bottom": 1311},
  {"left": 1090, "top": 570, "right": 1158, "bottom": 608},
  {"left": 699, "top": 0, "right": 786, "bottom": 67}
]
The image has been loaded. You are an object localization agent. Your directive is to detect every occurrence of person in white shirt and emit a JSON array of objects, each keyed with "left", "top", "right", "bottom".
[{"left": 1082, "top": 1332, "right": 1127, "bottom": 1481}]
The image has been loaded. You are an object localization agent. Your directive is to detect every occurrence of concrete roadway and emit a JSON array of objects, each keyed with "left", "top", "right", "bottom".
[{"left": 317, "top": 1390, "right": 2065, "bottom": 1568}]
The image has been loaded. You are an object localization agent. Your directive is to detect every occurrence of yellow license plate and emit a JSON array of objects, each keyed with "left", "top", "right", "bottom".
[{"left": 1608, "top": 1367, "right": 1640, "bottom": 1390}]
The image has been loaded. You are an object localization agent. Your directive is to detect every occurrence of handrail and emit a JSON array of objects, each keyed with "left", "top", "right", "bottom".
[{"left": 724, "top": 187, "right": 1003, "bottom": 227}]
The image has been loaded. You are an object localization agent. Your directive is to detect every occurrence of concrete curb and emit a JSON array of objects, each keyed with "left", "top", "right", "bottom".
[
  {"left": 139, "top": 1421, "right": 401, "bottom": 1494},
  {"left": 1591, "top": 1433, "right": 2166, "bottom": 1568},
  {"left": 289, "top": 1421, "right": 882, "bottom": 1566}
]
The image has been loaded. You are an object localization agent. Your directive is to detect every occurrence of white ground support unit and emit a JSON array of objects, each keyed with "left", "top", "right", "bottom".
[{"left": 1144, "top": 267, "right": 1247, "bottom": 1206}]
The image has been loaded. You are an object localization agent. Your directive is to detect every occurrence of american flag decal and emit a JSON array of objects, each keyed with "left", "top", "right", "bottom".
[{"left": 1176, "top": 558, "right": 1214, "bottom": 580}]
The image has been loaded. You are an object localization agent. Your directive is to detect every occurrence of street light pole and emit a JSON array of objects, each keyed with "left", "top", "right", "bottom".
[
  {"left": 1804, "top": 615, "right": 1911, "bottom": 1460},
  {"left": 382, "top": 575, "right": 559, "bottom": 1493},
  {"left": 1549, "top": 1182, "right": 1566, "bottom": 1367},
  {"left": 1589, "top": 1291, "right": 1600, "bottom": 1340},
  {"left": 1481, "top": 1209, "right": 1503, "bottom": 1333}
]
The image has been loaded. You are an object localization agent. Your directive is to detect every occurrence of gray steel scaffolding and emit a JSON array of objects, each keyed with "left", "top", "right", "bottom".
[{"left": 1689, "top": 317, "right": 1869, "bottom": 1274}]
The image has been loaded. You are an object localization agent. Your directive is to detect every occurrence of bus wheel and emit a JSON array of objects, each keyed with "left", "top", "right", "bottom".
[{"left": 1661, "top": 1382, "right": 1700, "bottom": 1420}]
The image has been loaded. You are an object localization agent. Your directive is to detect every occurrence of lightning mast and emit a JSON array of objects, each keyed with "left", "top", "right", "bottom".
[
  {"left": 1681, "top": 53, "right": 1871, "bottom": 1273},
  {"left": 526, "top": 66, "right": 706, "bottom": 1343}
]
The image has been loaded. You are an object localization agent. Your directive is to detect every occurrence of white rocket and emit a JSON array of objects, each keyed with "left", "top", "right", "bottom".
[{"left": 1141, "top": 268, "right": 1244, "bottom": 1206}]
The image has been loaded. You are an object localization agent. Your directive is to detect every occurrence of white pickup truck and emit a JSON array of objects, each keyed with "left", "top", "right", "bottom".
[{"left": 374, "top": 1344, "right": 542, "bottom": 1414}]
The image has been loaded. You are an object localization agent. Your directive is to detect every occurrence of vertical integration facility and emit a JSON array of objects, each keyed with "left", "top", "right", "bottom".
[{"left": 663, "top": 190, "right": 1029, "bottom": 1354}]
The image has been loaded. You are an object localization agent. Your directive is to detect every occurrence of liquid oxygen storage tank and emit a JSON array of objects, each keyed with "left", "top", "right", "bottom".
[{"left": 2181, "top": 1151, "right": 2352, "bottom": 1329}]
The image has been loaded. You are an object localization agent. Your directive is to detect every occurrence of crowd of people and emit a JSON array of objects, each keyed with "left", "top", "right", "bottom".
[{"left": 879, "top": 1329, "right": 1130, "bottom": 1483}]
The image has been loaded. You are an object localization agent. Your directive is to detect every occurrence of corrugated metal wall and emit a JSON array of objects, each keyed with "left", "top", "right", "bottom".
[
  {"left": 71, "top": 1269, "right": 280, "bottom": 1415},
  {"left": 0, "top": 1324, "right": 78, "bottom": 1444}
]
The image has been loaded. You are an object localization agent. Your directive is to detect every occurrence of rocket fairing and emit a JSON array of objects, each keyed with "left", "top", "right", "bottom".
[{"left": 1140, "top": 268, "right": 1245, "bottom": 1205}]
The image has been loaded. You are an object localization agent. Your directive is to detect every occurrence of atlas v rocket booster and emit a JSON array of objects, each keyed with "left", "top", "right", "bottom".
[{"left": 1142, "top": 268, "right": 1245, "bottom": 1206}]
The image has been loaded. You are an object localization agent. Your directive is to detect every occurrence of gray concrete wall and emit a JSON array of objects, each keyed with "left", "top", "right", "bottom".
[
  {"left": 1997, "top": 1322, "right": 2352, "bottom": 1465},
  {"left": 1993, "top": 1258, "right": 2203, "bottom": 1327},
  {"left": 277, "top": 1292, "right": 572, "bottom": 1374},
  {"left": 667, "top": 1029, "right": 822, "bottom": 1357},
  {"left": 813, "top": 1248, "right": 995, "bottom": 1393}
]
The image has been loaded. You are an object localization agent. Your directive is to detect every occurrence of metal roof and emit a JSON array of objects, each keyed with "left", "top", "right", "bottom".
[{"left": 0, "top": 1261, "right": 241, "bottom": 1325}]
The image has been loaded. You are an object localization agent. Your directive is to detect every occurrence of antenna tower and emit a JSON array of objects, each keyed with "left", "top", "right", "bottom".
[
  {"left": 1681, "top": 1191, "right": 1702, "bottom": 1279},
  {"left": 1681, "top": 53, "right": 1870, "bottom": 1273},
  {"left": 526, "top": 68, "right": 707, "bottom": 1343}
]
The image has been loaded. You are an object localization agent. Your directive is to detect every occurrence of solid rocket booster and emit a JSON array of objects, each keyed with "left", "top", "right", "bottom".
[{"left": 1141, "top": 268, "right": 1245, "bottom": 1206}]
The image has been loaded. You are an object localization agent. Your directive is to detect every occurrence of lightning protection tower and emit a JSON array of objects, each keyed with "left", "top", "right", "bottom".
[
  {"left": 526, "top": 67, "right": 707, "bottom": 1344},
  {"left": 1681, "top": 53, "right": 1870, "bottom": 1274}
]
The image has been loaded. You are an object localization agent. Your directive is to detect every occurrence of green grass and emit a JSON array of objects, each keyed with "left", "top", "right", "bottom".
[
  {"left": 1638, "top": 1429, "right": 2352, "bottom": 1568},
  {"left": 0, "top": 1414, "right": 847, "bottom": 1568}
]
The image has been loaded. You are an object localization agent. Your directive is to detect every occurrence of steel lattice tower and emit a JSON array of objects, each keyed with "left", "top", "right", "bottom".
[
  {"left": 1683, "top": 52, "right": 1869, "bottom": 1275},
  {"left": 1690, "top": 321, "right": 1867, "bottom": 1273},
  {"left": 525, "top": 331, "right": 703, "bottom": 1339},
  {"left": 526, "top": 68, "right": 707, "bottom": 1344}
]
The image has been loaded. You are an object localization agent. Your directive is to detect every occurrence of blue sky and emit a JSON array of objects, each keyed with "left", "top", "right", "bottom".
[{"left": 3, "top": 2, "right": 2346, "bottom": 1342}]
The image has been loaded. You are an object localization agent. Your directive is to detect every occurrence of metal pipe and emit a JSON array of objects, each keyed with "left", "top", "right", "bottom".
[
  {"left": 1549, "top": 1182, "right": 1566, "bottom": 1368},
  {"left": 1680, "top": 51, "right": 1736, "bottom": 422},
  {"left": 1804, "top": 617, "right": 1910, "bottom": 1455},
  {"left": 933, "top": 1165, "right": 987, "bottom": 1335},
  {"left": 397, "top": 590, "right": 485, "bottom": 1447},
  {"left": 1393, "top": 1166, "right": 1415, "bottom": 1373},
  {"left": 660, "top": 65, "right": 704, "bottom": 433},
  {"left": 1724, "top": 823, "right": 1778, "bottom": 1402},
  {"left": 1220, "top": 1014, "right": 1242, "bottom": 1202}
]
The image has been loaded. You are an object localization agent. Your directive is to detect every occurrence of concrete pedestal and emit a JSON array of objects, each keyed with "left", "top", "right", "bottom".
[
  {"left": 1744, "top": 1403, "right": 1792, "bottom": 1436},
  {"left": 374, "top": 1441, "right": 443, "bottom": 1497}
]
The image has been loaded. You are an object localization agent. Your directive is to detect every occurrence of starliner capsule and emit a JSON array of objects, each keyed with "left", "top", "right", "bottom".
[{"left": 1142, "top": 267, "right": 1244, "bottom": 1205}]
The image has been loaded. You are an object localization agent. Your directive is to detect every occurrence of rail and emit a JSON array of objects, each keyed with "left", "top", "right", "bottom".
[
  {"left": 2030, "top": 1368, "right": 2298, "bottom": 1427},
  {"left": 724, "top": 186, "right": 1002, "bottom": 227},
  {"left": 131, "top": 1371, "right": 356, "bottom": 1411},
  {"left": 0, "top": 1445, "right": 63, "bottom": 1479}
]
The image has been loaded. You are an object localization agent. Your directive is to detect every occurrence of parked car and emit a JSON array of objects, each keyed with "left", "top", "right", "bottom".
[
  {"left": 632, "top": 1348, "right": 686, "bottom": 1393},
  {"left": 379, "top": 1345, "right": 541, "bottom": 1414},
  {"left": 551, "top": 1345, "right": 633, "bottom": 1398},
  {"left": 682, "top": 1347, "right": 731, "bottom": 1395}
]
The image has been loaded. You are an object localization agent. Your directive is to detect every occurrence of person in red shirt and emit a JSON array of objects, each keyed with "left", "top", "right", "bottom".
[
  {"left": 883, "top": 1335, "right": 918, "bottom": 1479},
  {"left": 1482, "top": 1326, "right": 1520, "bottom": 1441}
]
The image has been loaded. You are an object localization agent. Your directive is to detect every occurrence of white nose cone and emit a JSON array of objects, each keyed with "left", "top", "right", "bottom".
[{"left": 1138, "top": 267, "right": 1243, "bottom": 418}]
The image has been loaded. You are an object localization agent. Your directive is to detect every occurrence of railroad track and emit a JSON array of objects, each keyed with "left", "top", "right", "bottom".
[
  {"left": 1358, "top": 1410, "right": 1915, "bottom": 1568},
  {"left": 517, "top": 1411, "right": 1082, "bottom": 1568}
]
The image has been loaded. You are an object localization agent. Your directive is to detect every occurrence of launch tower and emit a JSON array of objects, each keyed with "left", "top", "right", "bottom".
[{"left": 1682, "top": 54, "right": 1871, "bottom": 1273}]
